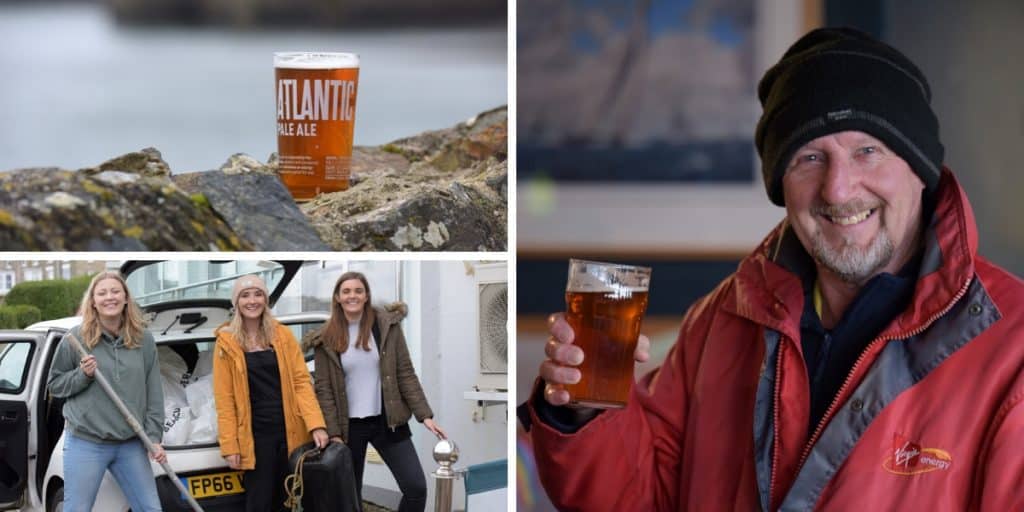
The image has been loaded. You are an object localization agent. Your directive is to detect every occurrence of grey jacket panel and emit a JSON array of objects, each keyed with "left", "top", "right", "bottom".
[{"left": 753, "top": 329, "right": 782, "bottom": 512}]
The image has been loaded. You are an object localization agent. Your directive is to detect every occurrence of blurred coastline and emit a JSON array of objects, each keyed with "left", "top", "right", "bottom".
[{"left": 6, "top": 0, "right": 506, "bottom": 28}]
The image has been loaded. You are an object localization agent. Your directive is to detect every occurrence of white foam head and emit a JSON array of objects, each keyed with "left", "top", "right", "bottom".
[
  {"left": 274, "top": 52, "right": 360, "bottom": 69},
  {"left": 566, "top": 259, "right": 651, "bottom": 293}
]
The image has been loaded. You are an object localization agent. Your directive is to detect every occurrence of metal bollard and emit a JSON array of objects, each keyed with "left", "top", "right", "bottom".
[{"left": 431, "top": 439, "right": 460, "bottom": 512}]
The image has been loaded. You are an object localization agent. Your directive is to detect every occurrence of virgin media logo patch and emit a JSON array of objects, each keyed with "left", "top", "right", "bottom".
[{"left": 883, "top": 432, "right": 952, "bottom": 475}]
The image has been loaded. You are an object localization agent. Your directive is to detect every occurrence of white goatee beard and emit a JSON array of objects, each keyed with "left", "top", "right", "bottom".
[{"left": 811, "top": 228, "right": 895, "bottom": 285}]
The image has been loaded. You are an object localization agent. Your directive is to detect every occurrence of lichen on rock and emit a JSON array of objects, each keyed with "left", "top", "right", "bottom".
[
  {"left": 219, "top": 153, "right": 277, "bottom": 175},
  {"left": 80, "top": 147, "right": 172, "bottom": 177},
  {"left": 300, "top": 107, "right": 507, "bottom": 251},
  {"left": 0, "top": 166, "right": 248, "bottom": 251},
  {"left": 0, "top": 105, "right": 507, "bottom": 252}
]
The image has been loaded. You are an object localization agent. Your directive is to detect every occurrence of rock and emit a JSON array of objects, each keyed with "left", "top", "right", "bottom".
[
  {"left": 174, "top": 171, "right": 329, "bottom": 251},
  {"left": 79, "top": 147, "right": 172, "bottom": 177},
  {"left": 382, "top": 127, "right": 462, "bottom": 162},
  {"left": 219, "top": 153, "right": 276, "bottom": 175},
  {"left": 351, "top": 147, "right": 412, "bottom": 177},
  {"left": 282, "top": 106, "right": 508, "bottom": 251},
  {"left": 0, "top": 168, "right": 250, "bottom": 251},
  {"left": 0, "top": 105, "right": 507, "bottom": 252},
  {"left": 302, "top": 158, "right": 507, "bottom": 251},
  {"left": 485, "top": 171, "right": 507, "bottom": 200},
  {"left": 429, "top": 107, "right": 508, "bottom": 172},
  {"left": 381, "top": 107, "right": 508, "bottom": 170}
]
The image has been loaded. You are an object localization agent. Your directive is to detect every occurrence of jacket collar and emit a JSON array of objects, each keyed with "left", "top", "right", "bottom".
[
  {"left": 216, "top": 323, "right": 282, "bottom": 361},
  {"left": 724, "top": 168, "right": 978, "bottom": 340},
  {"left": 215, "top": 327, "right": 245, "bottom": 363}
]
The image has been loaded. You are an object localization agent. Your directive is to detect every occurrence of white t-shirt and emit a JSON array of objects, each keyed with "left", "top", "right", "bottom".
[{"left": 339, "top": 322, "right": 382, "bottom": 418}]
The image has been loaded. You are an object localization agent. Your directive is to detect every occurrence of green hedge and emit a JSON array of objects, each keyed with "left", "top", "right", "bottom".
[
  {"left": 0, "top": 304, "right": 42, "bottom": 329},
  {"left": 69, "top": 274, "right": 94, "bottom": 308},
  {"left": 4, "top": 274, "right": 95, "bottom": 321}
]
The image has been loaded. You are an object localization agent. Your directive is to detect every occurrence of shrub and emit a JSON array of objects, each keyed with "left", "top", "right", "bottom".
[
  {"left": 0, "top": 307, "right": 16, "bottom": 329},
  {"left": 5, "top": 274, "right": 95, "bottom": 321},
  {"left": 12, "top": 304, "right": 42, "bottom": 328},
  {"left": 0, "top": 304, "right": 41, "bottom": 329},
  {"left": 69, "top": 274, "right": 93, "bottom": 307}
]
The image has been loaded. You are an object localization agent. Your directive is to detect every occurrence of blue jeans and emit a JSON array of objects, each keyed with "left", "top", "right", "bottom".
[{"left": 63, "top": 433, "right": 162, "bottom": 512}]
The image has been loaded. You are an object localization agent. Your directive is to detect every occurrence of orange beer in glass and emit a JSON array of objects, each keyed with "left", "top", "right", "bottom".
[
  {"left": 274, "top": 52, "right": 359, "bottom": 200},
  {"left": 564, "top": 259, "right": 651, "bottom": 409}
]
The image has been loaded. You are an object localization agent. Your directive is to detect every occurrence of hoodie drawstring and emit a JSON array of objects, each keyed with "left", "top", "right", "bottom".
[{"left": 106, "top": 333, "right": 123, "bottom": 383}]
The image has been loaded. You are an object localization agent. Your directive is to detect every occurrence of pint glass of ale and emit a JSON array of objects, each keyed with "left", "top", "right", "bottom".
[
  {"left": 564, "top": 259, "right": 651, "bottom": 409},
  {"left": 274, "top": 52, "right": 359, "bottom": 201}
]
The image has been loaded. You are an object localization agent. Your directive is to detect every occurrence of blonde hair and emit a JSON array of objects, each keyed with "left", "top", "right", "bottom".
[
  {"left": 321, "top": 271, "right": 375, "bottom": 353},
  {"left": 225, "top": 279, "right": 277, "bottom": 351},
  {"left": 78, "top": 272, "right": 146, "bottom": 350}
]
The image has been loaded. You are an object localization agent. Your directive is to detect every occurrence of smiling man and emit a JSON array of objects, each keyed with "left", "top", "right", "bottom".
[{"left": 520, "top": 28, "right": 1024, "bottom": 510}]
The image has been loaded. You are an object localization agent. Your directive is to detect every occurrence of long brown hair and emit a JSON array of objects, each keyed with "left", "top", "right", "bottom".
[
  {"left": 78, "top": 271, "right": 146, "bottom": 350},
  {"left": 225, "top": 276, "right": 277, "bottom": 351},
  {"left": 322, "top": 271, "right": 375, "bottom": 353}
]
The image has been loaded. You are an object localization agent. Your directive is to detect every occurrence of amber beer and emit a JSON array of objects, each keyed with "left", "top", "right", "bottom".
[
  {"left": 274, "top": 52, "right": 359, "bottom": 200},
  {"left": 564, "top": 260, "right": 651, "bottom": 409}
]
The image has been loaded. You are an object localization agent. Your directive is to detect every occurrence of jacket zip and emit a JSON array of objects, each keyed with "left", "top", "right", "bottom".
[
  {"left": 768, "top": 339, "right": 786, "bottom": 509},
  {"left": 792, "top": 276, "right": 973, "bottom": 485},
  {"left": 378, "top": 334, "right": 396, "bottom": 432}
]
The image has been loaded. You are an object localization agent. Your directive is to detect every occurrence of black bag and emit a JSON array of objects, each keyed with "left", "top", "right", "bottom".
[{"left": 287, "top": 441, "right": 363, "bottom": 512}]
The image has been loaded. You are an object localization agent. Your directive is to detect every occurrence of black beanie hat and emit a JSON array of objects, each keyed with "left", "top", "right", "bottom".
[{"left": 755, "top": 27, "right": 944, "bottom": 206}]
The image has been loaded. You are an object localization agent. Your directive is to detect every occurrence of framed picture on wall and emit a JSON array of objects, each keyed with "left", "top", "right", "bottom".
[
  {"left": 518, "top": 0, "right": 760, "bottom": 183},
  {"left": 517, "top": 0, "right": 820, "bottom": 255}
]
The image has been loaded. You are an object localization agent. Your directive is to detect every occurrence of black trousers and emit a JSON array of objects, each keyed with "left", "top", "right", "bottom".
[
  {"left": 348, "top": 415, "right": 427, "bottom": 512},
  {"left": 243, "top": 429, "right": 289, "bottom": 512}
]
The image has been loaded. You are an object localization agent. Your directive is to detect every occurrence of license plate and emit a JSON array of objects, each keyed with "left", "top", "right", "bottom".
[{"left": 182, "top": 471, "right": 245, "bottom": 499}]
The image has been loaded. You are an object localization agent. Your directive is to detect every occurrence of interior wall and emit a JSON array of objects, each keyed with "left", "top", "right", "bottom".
[{"left": 883, "top": 0, "right": 1024, "bottom": 275}]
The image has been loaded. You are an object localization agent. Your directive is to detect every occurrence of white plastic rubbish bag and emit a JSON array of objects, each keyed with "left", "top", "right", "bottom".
[
  {"left": 187, "top": 374, "right": 217, "bottom": 443},
  {"left": 158, "top": 347, "right": 195, "bottom": 445},
  {"left": 163, "top": 404, "right": 192, "bottom": 445},
  {"left": 192, "top": 350, "right": 214, "bottom": 381},
  {"left": 158, "top": 347, "right": 190, "bottom": 403}
]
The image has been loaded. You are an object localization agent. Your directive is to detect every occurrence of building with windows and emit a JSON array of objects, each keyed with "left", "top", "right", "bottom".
[{"left": 0, "top": 261, "right": 109, "bottom": 300}]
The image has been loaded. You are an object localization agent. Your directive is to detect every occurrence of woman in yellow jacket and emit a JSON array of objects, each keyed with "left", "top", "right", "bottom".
[{"left": 212, "top": 274, "right": 329, "bottom": 512}]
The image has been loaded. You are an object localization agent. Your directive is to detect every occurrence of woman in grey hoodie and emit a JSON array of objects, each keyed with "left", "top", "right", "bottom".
[{"left": 47, "top": 271, "right": 164, "bottom": 512}]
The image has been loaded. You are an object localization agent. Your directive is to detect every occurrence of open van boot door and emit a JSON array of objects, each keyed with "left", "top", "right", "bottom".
[{"left": 0, "top": 401, "right": 28, "bottom": 510}]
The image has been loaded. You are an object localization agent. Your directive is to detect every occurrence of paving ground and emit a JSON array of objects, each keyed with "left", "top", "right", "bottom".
[{"left": 363, "top": 501, "right": 395, "bottom": 512}]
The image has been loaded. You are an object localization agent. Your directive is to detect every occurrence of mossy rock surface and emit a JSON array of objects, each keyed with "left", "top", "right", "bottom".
[
  {"left": 0, "top": 169, "right": 248, "bottom": 251},
  {"left": 301, "top": 107, "right": 507, "bottom": 251},
  {"left": 0, "top": 106, "right": 507, "bottom": 252}
]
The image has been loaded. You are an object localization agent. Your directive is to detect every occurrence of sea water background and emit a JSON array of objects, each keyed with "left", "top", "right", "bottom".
[{"left": 0, "top": 3, "right": 507, "bottom": 172}]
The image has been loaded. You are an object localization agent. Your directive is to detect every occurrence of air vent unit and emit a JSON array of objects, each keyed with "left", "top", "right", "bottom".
[
  {"left": 474, "top": 263, "right": 508, "bottom": 390},
  {"left": 479, "top": 282, "right": 508, "bottom": 374}
]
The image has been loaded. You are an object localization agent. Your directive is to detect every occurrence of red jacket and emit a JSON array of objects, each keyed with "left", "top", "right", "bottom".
[{"left": 526, "top": 169, "right": 1024, "bottom": 511}]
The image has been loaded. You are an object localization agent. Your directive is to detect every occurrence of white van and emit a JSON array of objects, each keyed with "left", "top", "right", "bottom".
[{"left": 0, "top": 261, "right": 327, "bottom": 512}]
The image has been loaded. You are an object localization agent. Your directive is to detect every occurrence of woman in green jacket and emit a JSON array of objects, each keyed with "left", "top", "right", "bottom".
[
  {"left": 47, "top": 271, "right": 165, "bottom": 512},
  {"left": 306, "top": 271, "right": 445, "bottom": 512}
]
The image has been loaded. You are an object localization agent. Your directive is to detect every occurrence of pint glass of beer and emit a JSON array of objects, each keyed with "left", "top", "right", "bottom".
[
  {"left": 564, "top": 259, "right": 651, "bottom": 409},
  {"left": 274, "top": 52, "right": 359, "bottom": 200}
]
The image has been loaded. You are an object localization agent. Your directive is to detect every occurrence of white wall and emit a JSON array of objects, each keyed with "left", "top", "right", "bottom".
[{"left": 362, "top": 261, "right": 508, "bottom": 511}]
